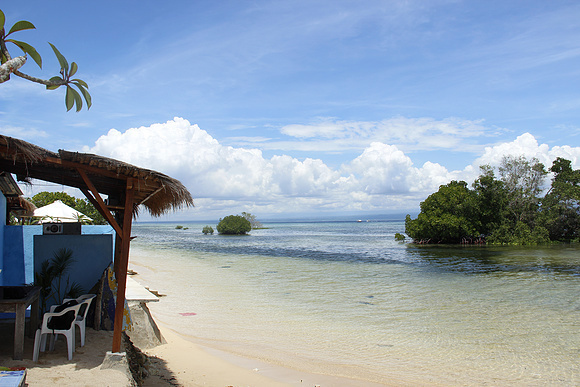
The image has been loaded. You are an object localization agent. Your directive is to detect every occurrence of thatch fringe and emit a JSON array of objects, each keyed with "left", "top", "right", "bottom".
[
  {"left": 0, "top": 135, "right": 58, "bottom": 163},
  {"left": 59, "top": 150, "right": 194, "bottom": 217},
  {"left": 0, "top": 135, "right": 193, "bottom": 217}
]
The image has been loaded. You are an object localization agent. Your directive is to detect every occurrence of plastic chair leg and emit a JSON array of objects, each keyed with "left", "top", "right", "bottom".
[
  {"left": 49, "top": 334, "right": 56, "bottom": 351},
  {"left": 40, "top": 332, "right": 48, "bottom": 352},
  {"left": 66, "top": 333, "right": 74, "bottom": 360},
  {"left": 78, "top": 322, "right": 86, "bottom": 346},
  {"left": 32, "top": 329, "right": 41, "bottom": 362}
]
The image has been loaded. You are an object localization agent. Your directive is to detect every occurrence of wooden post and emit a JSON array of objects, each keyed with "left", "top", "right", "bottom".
[{"left": 111, "top": 179, "right": 134, "bottom": 353}]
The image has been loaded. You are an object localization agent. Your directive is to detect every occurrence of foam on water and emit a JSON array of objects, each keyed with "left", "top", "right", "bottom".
[{"left": 129, "top": 221, "right": 580, "bottom": 385}]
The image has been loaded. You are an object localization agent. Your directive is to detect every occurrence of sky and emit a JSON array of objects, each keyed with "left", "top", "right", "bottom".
[{"left": 2, "top": 0, "right": 580, "bottom": 221}]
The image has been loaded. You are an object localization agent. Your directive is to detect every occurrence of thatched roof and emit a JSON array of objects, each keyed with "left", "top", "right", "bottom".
[
  {"left": 8, "top": 196, "right": 36, "bottom": 217},
  {"left": 0, "top": 135, "right": 193, "bottom": 217}
]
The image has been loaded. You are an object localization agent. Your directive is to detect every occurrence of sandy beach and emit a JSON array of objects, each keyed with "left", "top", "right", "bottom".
[
  {"left": 0, "top": 281, "right": 393, "bottom": 387},
  {"left": 0, "top": 323, "right": 132, "bottom": 386},
  {"left": 127, "top": 260, "right": 401, "bottom": 387},
  {"left": 0, "top": 311, "right": 392, "bottom": 387},
  {"left": 156, "top": 303, "right": 425, "bottom": 386},
  {"left": 142, "top": 321, "right": 390, "bottom": 387}
]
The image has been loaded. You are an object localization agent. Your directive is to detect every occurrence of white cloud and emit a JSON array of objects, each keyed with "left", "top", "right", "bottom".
[
  {"left": 86, "top": 118, "right": 580, "bottom": 219},
  {"left": 343, "top": 142, "right": 414, "bottom": 194},
  {"left": 474, "top": 132, "right": 580, "bottom": 170},
  {"left": 274, "top": 116, "right": 498, "bottom": 154},
  {"left": 1, "top": 125, "right": 49, "bottom": 140}
]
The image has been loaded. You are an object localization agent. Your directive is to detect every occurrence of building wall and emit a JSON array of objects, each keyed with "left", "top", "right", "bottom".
[
  {"left": 1, "top": 222, "right": 114, "bottom": 290},
  {"left": 2, "top": 225, "right": 41, "bottom": 286},
  {"left": 34, "top": 233, "right": 113, "bottom": 308}
]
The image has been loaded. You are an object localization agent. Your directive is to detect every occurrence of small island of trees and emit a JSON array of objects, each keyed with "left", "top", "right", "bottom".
[
  {"left": 405, "top": 156, "right": 579, "bottom": 245},
  {"left": 214, "top": 212, "right": 264, "bottom": 235},
  {"left": 217, "top": 215, "right": 252, "bottom": 235}
]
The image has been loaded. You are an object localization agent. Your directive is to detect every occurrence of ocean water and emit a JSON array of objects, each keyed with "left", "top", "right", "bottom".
[{"left": 128, "top": 221, "right": 580, "bottom": 385}]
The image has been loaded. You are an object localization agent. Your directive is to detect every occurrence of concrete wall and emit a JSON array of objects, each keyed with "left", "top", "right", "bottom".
[
  {"left": 1, "top": 222, "right": 114, "bottom": 289},
  {"left": 0, "top": 184, "right": 116, "bottom": 301},
  {"left": 2, "top": 225, "right": 41, "bottom": 286},
  {"left": 34, "top": 233, "right": 113, "bottom": 306}
]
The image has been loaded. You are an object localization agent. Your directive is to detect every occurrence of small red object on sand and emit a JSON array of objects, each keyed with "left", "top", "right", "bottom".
[{"left": 179, "top": 312, "right": 197, "bottom": 316}]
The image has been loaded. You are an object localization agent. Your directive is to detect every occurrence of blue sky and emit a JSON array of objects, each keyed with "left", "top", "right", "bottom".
[{"left": 3, "top": 1, "right": 580, "bottom": 221}]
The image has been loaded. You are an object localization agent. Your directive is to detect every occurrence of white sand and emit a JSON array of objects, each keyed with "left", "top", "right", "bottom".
[
  {"left": 0, "top": 327, "right": 132, "bottom": 386},
  {"left": 0, "top": 306, "right": 416, "bottom": 387},
  {"left": 142, "top": 321, "right": 391, "bottom": 387}
]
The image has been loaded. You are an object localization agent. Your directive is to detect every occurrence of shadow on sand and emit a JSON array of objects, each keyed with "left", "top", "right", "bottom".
[{"left": 0, "top": 319, "right": 178, "bottom": 386}]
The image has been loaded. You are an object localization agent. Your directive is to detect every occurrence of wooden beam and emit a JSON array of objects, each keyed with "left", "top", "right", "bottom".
[
  {"left": 138, "top": 185, "right": 164, "bottom": 206},
  {"left": 111, "top": 179, "right": 135, "bottom": 353},
  {"left": 77, "top": 169, "right": 123, "bottom": 236},
  {"left": 45, "top": 156, "right": 128, "bottom": 181}
]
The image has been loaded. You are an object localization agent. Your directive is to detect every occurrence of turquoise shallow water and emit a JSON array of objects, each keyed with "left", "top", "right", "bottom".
[{"left": 129, "top": 221, "right": 580, "bottom": 385}]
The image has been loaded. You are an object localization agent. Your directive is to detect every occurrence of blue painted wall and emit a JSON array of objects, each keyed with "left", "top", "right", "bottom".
[
  {"left": 34, "top": 233, "right": 113, "bottom": 308},
  {"left": 1, "top": 220, "right": 114, "bottom": 289},
  {"left": 2, "top": 226, "right": 39, "bottom": 285},
  {"left": 0, "top": 185, "right": 115, "bottom": 297}
]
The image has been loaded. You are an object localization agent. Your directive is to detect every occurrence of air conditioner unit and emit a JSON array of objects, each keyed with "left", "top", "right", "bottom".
[{"left": 43, "top": 223, "right": 63, "bottom": 235}]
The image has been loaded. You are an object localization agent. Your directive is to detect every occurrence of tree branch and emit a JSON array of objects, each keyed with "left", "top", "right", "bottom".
[
  {"left": 13, "top": 69, "right": 65, "bottom": 87},
  {"left": 0, "top": 56, "right": 26, "bottom": 83}
]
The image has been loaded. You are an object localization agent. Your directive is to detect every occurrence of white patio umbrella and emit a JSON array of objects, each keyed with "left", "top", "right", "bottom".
[{"left": 33, "top": 200, "right": 92, "bottom": 223}]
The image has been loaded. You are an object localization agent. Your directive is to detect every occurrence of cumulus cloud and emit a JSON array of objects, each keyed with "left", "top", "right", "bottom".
[
  {"left": 474, "top": 132, "right": 580, "bottom": 170},
  {"left": 343, "top": 142, "right": 415, "bottom": 194},
  {"left": 86, "top": 118, "right": 580, "bottom": 218}
]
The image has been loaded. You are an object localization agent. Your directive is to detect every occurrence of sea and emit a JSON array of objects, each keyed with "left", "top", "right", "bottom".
[{"left": 128, "top": 220, "right": 580, "bottom": 386}]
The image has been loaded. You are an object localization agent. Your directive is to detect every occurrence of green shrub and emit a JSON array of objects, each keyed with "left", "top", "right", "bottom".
[
  {"left": 175, "top": 225, "right": 183, "bottom": 229},
  {"left": 202, "top": 225, "right": 214, "bottom": 235},
  {"left": 217, "top": 215, "right": 251, "bottom": 235},
  {"left": 394, "top": 233, "right": 406, "bottom": 241}
]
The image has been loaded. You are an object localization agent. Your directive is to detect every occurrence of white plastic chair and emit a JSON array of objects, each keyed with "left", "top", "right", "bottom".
[
  {"left": 54, "top": 294, "right": 96, "bottom": 347},
  {"left": 71, "top": 294, "right": 96, "bottom": 347},
  {"left": 33, "top": 302, "right": 82, "bottom": 362}
]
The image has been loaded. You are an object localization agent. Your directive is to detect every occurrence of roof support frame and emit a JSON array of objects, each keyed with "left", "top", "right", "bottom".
[
  {"left": 111, "top": 178, "right": 134, "bottom": 353},
  {"left": 77, "top": 168, "right": 123, "bottom": 236},
  {"left": 0, "top": 135, "right": 193, "bottom": 355}
]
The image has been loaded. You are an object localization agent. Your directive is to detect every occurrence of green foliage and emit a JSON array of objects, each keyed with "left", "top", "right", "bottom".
[
  {"left": 73, "top": 198, "right": 106, "bottom": 225},
  {"left": 406, "top": 156, "right": 579, "bottom": 245},
  {"left": 217, "top": 215, "right": 251, "bottom": 235},
  {"left": 175, "top": 225, "right": 183, "bottom": 229},
  {"left": 0, "top": 8, "right": 91, "bottom": 111},
  {"left": 30, "top": 191, "right": 75, "bottom": 208},
  {"left": 539, "top": 157, "right": 580, "bottom": 241},
  {"left": 29, "top": 191, "right": 107, "bottom": 225},
  {"left": 202, "top": 225, "right": 214, "bottom": 235},
  {"left": 472, "top": 165, "right": 508, "bottom": 235},
  {"left": 487, "top": 221, "right": 550, "bottom": 245},
  {"left": 394, "top": 233, "right": 406, "bottom": 241},
  {"left": 497, "top": 155, "right": 546, "bottom": 225},
  {"left": 35, "top": 248, "right": 83, "bottom": 312},
  {"left": 405, "top": 181, "right": 480, "bottom": 243}
]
